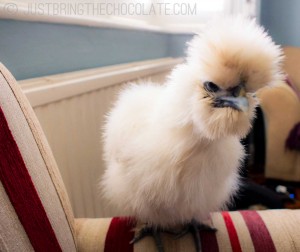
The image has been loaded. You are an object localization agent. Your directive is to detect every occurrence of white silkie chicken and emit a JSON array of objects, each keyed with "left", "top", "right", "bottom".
[{"left": 101, "top": 17, "right": 283, "bottom": 252}]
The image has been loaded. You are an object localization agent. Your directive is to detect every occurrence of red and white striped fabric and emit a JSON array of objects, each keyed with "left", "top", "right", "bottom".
[
  {"left": 0, "top": 63, "right": 77, "bottom": 252},
  {"left": 76, "top": 210, "right": 300, "bottom": 252}
]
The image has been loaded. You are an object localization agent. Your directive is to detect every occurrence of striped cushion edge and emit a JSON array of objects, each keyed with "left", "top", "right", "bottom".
[
  {"left": 0, "top": 63, "right": 76, "bottom": 251},
  {"left": 0, "top": 63, "right": 76, "bottom": 243},
  {"left": 75, "top": 210, "right": 300, "bottom": 252},
  {"left": 0, "top": 106, "right": 62, "bottom": 251}
]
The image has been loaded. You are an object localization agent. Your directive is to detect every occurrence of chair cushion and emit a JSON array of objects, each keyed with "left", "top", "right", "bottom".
[
  {"left": 75, "top": 210, "right": 300, "bottom": 252},
  {"left": 283, "top": 47, "right": 300, "bottom": 92},
  {"left": 258, "top": 81, "right": 300, "bottom": 181},
  {"left": 0, "top": 63, "right": 76, "bottom": 251}
]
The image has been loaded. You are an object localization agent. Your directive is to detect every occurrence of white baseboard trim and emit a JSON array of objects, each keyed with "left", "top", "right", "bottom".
[{"left": 20, "top": 57, "right": 183, "bottom": 107}]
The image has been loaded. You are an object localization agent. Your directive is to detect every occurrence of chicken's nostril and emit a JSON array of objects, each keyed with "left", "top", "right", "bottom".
[{"left": 230, "top": 85, "right": 242, "bottom": 97}]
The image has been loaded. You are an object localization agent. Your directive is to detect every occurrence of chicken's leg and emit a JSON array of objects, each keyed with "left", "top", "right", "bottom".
[
  {"left": 175, "top": 219, "right": 217, "bottom": 252},
  {"left": 130, "top": 226, "right": 164, "bottom": 252},
  {"left": 131, "top": 220, "right": 216, "bottom": 252}
]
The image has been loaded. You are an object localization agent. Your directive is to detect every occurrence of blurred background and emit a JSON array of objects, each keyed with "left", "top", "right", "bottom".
[{"left": 0, "top": 0, "right": 299, "bottom": 218}]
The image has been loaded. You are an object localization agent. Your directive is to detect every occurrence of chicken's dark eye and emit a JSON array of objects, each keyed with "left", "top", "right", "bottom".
[{"left": 204, "top": 81, "right": 220, "bottom": 93}]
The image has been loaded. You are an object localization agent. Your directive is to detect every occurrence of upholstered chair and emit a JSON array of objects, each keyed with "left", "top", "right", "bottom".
[
  {"left": 0, "top": 63, "right": 299, "bottom": 252},
  {"left": 258, "top": 47, "right": 300, "bottom": 181}
]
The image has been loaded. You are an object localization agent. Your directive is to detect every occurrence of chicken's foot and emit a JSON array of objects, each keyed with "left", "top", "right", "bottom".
[
  {"left": 175, "top": 219, "right": 217, "bottom": 252},
  {"left": 130, "top": 226, "right": 165, "bottom": 252}
]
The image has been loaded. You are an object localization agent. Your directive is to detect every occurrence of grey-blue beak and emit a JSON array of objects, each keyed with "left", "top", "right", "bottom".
[{"left": 214, "top": 96, "right": 249, "bottom": 112}]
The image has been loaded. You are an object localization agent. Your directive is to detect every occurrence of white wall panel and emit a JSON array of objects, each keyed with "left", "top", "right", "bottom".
[{"left": 21, "top": 59, "right": 180, "bottom": 217}]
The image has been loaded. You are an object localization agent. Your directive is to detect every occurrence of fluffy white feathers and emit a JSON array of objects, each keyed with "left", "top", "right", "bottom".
[{"left": 101, "top": 17, "right": 283, "bottom": 228}]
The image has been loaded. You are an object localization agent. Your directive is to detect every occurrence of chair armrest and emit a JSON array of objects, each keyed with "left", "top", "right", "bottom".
[
  {"left": 75, "top": 218, "right": 112, "bottom": 252},
  {"left": 75, "top": 210, "right": 300, "bottom": 252},
  {"left": 258, "top": 83, "right": 300, "bottom": 181}
]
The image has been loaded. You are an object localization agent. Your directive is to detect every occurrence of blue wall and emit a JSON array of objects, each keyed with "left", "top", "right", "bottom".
[
  {"left": 260, "top": 0, "right": 300, "bottom": 47},
  {"left": 0, "top": 19, "right": 192, "bottom": 80},
  {"left": 168, "top": 34, "right": 192, "bottom": 58},
  {"left": 5, "top": 2, "right": 299, "bottom": 80}
]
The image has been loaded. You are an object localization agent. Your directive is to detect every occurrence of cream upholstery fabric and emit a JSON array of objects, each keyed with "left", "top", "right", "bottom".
[
  {"left": 0, "top": 63, "right": 77, "bottom": 251},
  {"left": 259, "top": 82, "right": 300, "bottom": 181},
  {"left": 229, "top": 211, "right": 255, "bottom": 251},
  {"left": 75, "top": 210, "right": 300, "bottom": 252},
  {"left": 213, "top": 212, "right": 232, "bottom": 251},
  {"left": 260, "top": 210, "right": 300, "bottom": 251},
  {"left": 283, "top": 47, "right": 300, "bottom": 91},
  {"left": 0, "top": 182, "right": 34, "bottom": 252},
  {"left": 76, "top": 218, "right": 112, "bottom": 252},
  {"left": 257, "top": 46, "right": 300, "bottom": 181}
]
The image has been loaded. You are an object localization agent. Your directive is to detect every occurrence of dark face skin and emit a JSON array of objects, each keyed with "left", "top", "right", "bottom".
[{"left": 203, "top": 81, "right": 247, "bottom": 111}]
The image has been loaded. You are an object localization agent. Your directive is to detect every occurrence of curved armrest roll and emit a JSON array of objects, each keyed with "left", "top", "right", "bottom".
[{"left": 75, "top": 210, "right": 300, "bottom": 252}]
